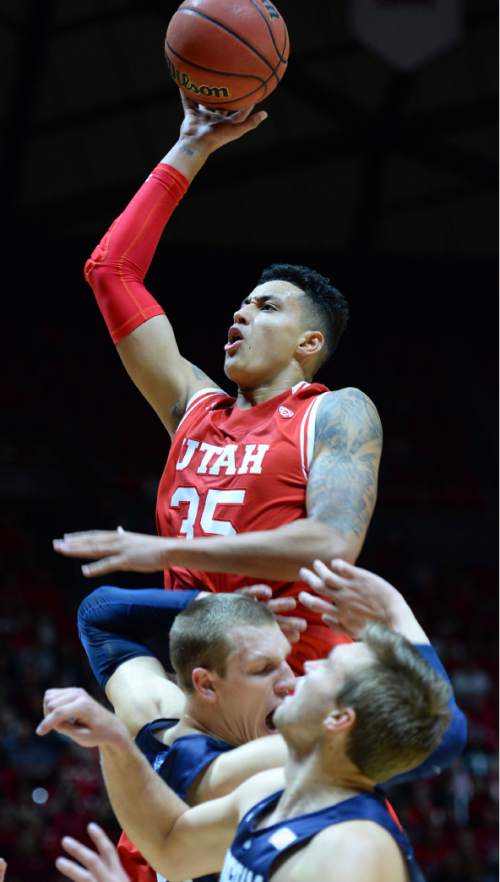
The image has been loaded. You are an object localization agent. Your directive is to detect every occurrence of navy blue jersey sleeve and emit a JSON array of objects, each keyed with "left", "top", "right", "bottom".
[
  {"left": 384, "top": 643, "right": 467, "bottom": 787},
  {"left": 135, "top": 720, "right": 233, "bottom": 802},
  {"left": 160, "top": 734, "right": 233, "bottom": 800},
  {"left": 77, "top": 586, "right": 199, "bottom": 688}
]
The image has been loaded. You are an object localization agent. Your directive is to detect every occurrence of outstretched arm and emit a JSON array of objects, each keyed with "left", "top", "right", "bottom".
[
  {"left": 53, "top": 388, "right": 382, "bottom": 581},
  {"left": 37, "top": 689, "right": 270, "bottom": 881},
  {"left": 85, "top": 97, "right": 267, "bottom": 436},
  {"left": 300, "top": 560, "right": 467, "bottom": 782}
]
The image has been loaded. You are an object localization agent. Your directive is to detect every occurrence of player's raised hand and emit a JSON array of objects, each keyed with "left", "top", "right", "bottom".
[
  {"left": 36, "top": 687, "right": 129, "bottom": 748},
  {"left": 53, "top": 528, "right": 173, "bottom": 577},
  {"left": 298, "top": 559, "right": 397, "bottom": 639},
  {"left": 237, "top": 584, "right": 307, "bottom": 643},
  {"left": 56, "top": 823, "right": 130, "bottom": 882},
  {"left": 178, "top": 92, "right": 267, "bottom": 154}
]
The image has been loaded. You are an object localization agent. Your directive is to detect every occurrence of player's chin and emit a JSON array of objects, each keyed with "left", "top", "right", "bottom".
[{"left": 223, "top": 358, "right": 252, "bottom": 384}]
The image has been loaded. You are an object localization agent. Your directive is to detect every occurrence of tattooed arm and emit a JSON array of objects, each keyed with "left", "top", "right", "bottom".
[
  {"left": 306, "top": 387, "right": 383, "bottom": 562},
  {"left": 54, "top": 387, "right": 382, "bottom": 581}
]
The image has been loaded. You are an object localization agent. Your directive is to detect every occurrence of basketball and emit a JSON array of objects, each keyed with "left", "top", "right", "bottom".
[{"left": 164, "top": 0, "right": 289, "bottom": 111}]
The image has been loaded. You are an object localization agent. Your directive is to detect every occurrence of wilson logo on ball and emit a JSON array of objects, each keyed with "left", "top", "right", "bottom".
[
  {"left": 261, "top": 0, "right": 281, "bottom": 19},
  {"left": 167, "top": 60, "right": 231, "bottom": 99}
]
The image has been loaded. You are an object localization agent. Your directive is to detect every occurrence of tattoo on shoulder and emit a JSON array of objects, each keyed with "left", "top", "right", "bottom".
[{"left": 308, "top": 388, "right": 383, "bottom": 539}]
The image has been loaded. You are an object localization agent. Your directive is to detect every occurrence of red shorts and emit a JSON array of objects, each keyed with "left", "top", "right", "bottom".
[
  {"left": 287, "top": 624, "right": 352, "bottom": 675},
  {"left": 117, "top": 834, "right": 156, "bottom": 882}
]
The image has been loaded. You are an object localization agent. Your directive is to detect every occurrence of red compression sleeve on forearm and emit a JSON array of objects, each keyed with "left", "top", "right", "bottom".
[{"left": 84, "top": 163, "right": 189, "bottom": 343}]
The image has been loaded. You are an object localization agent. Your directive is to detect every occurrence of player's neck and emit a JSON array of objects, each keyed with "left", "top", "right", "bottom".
[
  {"left": 178, "top": 705, "right": 237, "bottom": 746},
  {"left": 271, "top": 750, "right": 373, "bottom": 823},
  {"left": 235, "top": 364, "right": 307, "bottom": 409}
]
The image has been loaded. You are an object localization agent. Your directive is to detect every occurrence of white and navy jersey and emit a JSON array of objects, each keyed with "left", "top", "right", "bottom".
[
  {"left": 136, "top": 717, "right": 233, "bottom": 799},
  {"left": 221, "top": 788, "right": 425, "bottom": 882},
  {"left": 118, "top": 718, "right": 232, "bottom": 882}
]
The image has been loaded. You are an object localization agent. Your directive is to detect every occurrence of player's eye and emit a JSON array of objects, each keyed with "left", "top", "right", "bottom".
[{"left": 255, "top": 664, "right": 275, "bottom": 675}]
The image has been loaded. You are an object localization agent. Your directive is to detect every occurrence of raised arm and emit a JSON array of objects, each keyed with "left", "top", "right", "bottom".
[
  {"left": 53, "top": 387, "right": 382, "bottom": 580},
  {"left": 77, "top": 586, "right": 200, "bottom": 734},
  {"left": 85, "top": 97, "right": 267, "bottom": 435}
]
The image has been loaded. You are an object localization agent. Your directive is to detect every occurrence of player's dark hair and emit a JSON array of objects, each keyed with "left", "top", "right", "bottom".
[
  {"left": 258, "top": 263, "right": 349, "bottom": 369},
  {"left": 335, "top": 623, "right": 452, "bottom": 782},
  {"left": 170, "top": 593, "right": 276, "bottom": 693}
]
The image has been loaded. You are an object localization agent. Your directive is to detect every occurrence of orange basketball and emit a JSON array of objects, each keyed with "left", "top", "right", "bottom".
[{"left": 165, "top": 0, "right": 289, "bottom": 111}]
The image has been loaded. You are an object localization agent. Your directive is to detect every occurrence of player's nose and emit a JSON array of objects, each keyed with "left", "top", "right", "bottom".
[
  {"left": 233, "top": 303, "right": 251, "bottom": 324},
  {"left": 275, "top": 662, "right": 295, "bottom": 696}
]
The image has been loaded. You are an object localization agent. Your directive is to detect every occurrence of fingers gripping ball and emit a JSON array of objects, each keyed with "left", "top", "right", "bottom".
[{"left": 165, "top": 0, "right": 290, "bottom": 111}]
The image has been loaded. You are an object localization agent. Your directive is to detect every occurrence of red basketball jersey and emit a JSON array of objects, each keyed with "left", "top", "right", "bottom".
[{"left": 156, "top": 381, "right": 347, "bottom": 663}]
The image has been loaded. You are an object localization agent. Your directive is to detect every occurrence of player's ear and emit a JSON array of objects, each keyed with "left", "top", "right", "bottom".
[
  {"left": 296, "top": 330, "right": 324, "bottom": 362},
  {"left": 323, "top": 706, "right": 356, "bottom": 734},
  {"left": 192, "top": 667, "right": 218, "bottom": 703}
]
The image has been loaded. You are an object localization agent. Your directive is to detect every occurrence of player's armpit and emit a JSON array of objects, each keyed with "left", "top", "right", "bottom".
[
  {"left": 116, "top": 316, "right": 223, "bottom": 436},
  {"left": 106, "top": 657, "right": 185, "bottom": 738},
  {"left": 193, "top": 735, "right": 287, "bottom": 803},
  {"left": 307, "top": 388, "right": 382, "bottom": 562}
]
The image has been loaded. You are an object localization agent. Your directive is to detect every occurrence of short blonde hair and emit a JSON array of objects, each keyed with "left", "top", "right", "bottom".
[
  {"left": 336, "top": 623, "right": 452, "bottom": 782},
  {"left": 170, "top": 593, "right": 276, "bottom": 693}
]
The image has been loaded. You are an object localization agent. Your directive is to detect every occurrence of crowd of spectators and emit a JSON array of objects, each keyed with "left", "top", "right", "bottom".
[{"left": 0, "top": 532, "right": 119, "bottom": 882}]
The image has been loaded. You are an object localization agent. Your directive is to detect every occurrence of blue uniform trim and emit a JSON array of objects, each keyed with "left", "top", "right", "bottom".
[
  {"left": 386, "top": 644, "right": 467, "bottom": 787},
  {"left": 77, "top": 586, "right": 199, "bottom": 688},
  {"left": 136, "top": 718, "right": 233, "bottom": 801},
  {"left": 221, "top": 788, "right": 426, "bottom": 882}
]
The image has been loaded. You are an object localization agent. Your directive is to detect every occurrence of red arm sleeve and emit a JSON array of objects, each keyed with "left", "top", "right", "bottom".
[{"left": 84, "top": 163, "right": 189, "bottom": 344}]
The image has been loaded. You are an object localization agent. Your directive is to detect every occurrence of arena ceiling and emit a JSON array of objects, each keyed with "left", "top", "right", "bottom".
[{"left": 2, "top": 0, "right": 497, "bottom": 255}]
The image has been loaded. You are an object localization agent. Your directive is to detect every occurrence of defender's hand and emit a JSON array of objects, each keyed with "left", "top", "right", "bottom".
[
  {"left": 53, "top": 528, "right": 173, "bottom": 577},
  {"left": 299, "top": 559, "right": 396, "bottom": 639},
  {"left": 237, "top": 584, "right": 307, "bottom": 643},
  {"left": 37, "top": 687, "right": 129, "bottom": 748},
  {"left": 178, "top": 93, "right": 267, "bottom": 155},
  {"left": 57, "top": 823, "right": 130, "bottom": 882}
]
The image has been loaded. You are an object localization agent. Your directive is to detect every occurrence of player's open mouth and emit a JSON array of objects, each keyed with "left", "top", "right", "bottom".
[
  {"left": 265, "top": 710, "right": 278, "bottom": 734},
  {"left": 224, "top": 339, "right": 242, "bottom": 354},
  {"left": 224, "top": 326, "right": 244, "bottom": 353}
]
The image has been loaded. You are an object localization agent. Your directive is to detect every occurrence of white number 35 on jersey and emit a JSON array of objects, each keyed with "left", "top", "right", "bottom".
[{"left": 171, "top": 487, "right": 246, "bottom": 539}]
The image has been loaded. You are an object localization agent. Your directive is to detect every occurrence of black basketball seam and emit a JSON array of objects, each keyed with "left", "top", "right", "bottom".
[
  {"left": 175, "top": 7, "right": 280, "bottom": 85},
  {"left": 246, "top": 0, "right": 288, "bottom": 63},
  {"left": 166, "top": 41, "right": 266, "bottom": 84}
]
